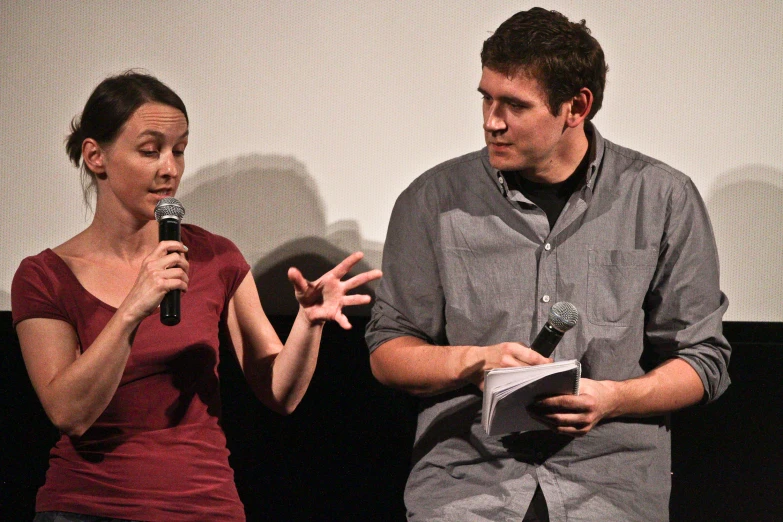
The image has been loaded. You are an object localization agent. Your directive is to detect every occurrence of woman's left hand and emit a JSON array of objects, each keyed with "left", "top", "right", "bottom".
[{"left": 287, "top": 252, "right": 382, "bottom": 329}]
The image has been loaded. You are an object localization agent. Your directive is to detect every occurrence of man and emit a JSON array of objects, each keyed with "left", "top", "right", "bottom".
[{"left": 366, "top": 8, "right": 730, "bottom": 522}]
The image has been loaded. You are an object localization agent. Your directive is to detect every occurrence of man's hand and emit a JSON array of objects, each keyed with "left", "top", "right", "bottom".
[
  {"left": 526, "top": 378, "right": 619, "bottom": 436},
  {"left": 526, "top": 358, "right": 706, "bottom": 436},
  {"left": 465, "top": 342, "right": 552, "bottom": 391}
]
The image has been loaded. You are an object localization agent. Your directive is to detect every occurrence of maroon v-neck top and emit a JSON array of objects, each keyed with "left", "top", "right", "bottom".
[{"left": 12, "top": 225, "right": 250, "bottom": 521}]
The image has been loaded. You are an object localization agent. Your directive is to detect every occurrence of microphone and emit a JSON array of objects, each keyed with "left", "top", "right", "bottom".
[
  {"left": 154, "top": 197, "right": 185, "bottom": 326},
  {"left": 531, "top": 301, "right": 579, "bottom": 357}
]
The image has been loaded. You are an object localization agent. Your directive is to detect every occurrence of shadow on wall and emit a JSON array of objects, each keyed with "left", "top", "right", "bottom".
[
  {"left": 178, "top": 154, "right": 383, "bottom": 314},
  {"left": 705, "top": 165, "right": 783, "bottom": 322},
  {"left": 178, "top": 154, "right": 415, "bottom": 520}
]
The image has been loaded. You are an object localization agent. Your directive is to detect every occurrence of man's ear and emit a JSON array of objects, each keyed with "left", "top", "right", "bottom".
[
  {"left": 82, "top": 138, "right": 107, "bottom": 179},
  {"left": 564, "top": 88, "right": 593, "bottom": 128}
]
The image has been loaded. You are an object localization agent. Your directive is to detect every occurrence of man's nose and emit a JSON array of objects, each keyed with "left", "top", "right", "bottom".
[{"left": 483, "top": 104, "right": 506, "bottom": 133}]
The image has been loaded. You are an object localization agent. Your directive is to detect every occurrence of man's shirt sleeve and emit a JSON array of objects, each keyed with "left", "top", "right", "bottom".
[
  {"left": 366, "top": 181, "right": 447, "bottom": 353},
  {"left": 644, "top": 178, "right": 731, "bottom": 403}
]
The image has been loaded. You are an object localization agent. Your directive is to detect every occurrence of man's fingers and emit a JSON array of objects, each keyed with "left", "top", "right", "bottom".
[
  {"left": 527, "top": 409, "right": 557, "bottom": 428},
  {"left": 506, "top": 344, "right": 551, "bottom": 365},
  {"left": 500, "top": 353, "right": 524, "bottom": 367},
  {"left": 533, "top": 394, "right": 589, "bottom": 413},
  {"left": 523, "top": 347, "right": 552, "bottom": 365},
  {"left": 528, "top": 406, "right": 593, "bottom": 433}
]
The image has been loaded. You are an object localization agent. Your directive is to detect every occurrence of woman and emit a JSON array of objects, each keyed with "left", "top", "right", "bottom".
[{"left": 11, "top": 71, "right": 381, "bottom": 521}]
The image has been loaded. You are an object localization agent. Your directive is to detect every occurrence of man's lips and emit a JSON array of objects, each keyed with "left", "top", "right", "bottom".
[{"left": 488, "top": 142, "right": 512, "bottom": 150}]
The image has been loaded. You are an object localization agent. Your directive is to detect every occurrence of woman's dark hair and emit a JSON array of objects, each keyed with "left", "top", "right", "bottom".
[
  {"left": 65, "top": 70, "right": 188, "bottom": 206},
  {"left": 481, "top": 8, "right": 608, "bottom": 120}
]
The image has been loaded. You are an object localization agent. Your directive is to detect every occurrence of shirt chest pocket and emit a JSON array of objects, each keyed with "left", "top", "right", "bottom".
[{"left": 587, "top": 248, "right": 658, "bottom": 327}]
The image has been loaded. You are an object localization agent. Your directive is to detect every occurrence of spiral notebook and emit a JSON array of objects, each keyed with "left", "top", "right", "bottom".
[{"left": 481, "top": 360, "right": 581, "bottom": 436}]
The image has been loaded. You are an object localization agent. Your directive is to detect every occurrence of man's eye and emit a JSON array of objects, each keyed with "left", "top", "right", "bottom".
[{"left": 140, "top": 150, "right": 158, "bottom": 157}]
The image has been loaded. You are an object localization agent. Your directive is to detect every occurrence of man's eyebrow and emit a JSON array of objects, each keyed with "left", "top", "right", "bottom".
[
  {"left": 498, "top": 95, "right": 528, "bottom": 106},
  {"left": 477, "top": 88, "right": 529, "bottom": 107}
]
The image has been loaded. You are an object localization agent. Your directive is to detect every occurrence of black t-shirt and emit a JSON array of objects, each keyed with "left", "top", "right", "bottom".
[{"left": 502, "top": 150, "right": 590, "bottom": 230}]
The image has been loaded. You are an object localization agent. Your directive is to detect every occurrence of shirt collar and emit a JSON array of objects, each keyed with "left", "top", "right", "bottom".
[
  {"left": 583, "top": 120, "right": 604, "bottom": 190},
  {"left": 489, "top": 121, "right": 606, "bottom": 195}
]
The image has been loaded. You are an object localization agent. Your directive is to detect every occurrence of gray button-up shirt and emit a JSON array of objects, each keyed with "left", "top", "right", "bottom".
[{"left": 366, "top": 124, "right": 731, "bottom": 521}]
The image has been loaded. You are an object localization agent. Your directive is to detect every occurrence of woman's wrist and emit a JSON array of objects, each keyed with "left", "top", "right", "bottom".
[
  {"left": 297, "top": 305, "right": 327, "bottom": 328},
  {"left": 114, "top": 301, "right": 149, "bottom": 332}
]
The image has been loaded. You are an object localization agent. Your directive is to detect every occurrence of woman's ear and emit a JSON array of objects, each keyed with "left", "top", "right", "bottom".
[{"left": 82, "top": 138, "right": 108, "bottom": 179}]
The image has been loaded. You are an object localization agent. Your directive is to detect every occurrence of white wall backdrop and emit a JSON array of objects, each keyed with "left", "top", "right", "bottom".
[{"left": 2, "top": 0, "right": 781, "bottom": 320}]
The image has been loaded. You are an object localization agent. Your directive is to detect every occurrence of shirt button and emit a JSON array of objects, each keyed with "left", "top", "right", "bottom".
[
  {"left": 542, "top": 295, "right": 550, "bottom": 303},
  {"left": 544, "top": 243, "right": 551, "bottom": 251}
]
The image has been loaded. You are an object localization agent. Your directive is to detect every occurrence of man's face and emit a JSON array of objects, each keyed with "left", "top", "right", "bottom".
[{"left": 479, "top": 67, "right": 569, "bottom": 177}]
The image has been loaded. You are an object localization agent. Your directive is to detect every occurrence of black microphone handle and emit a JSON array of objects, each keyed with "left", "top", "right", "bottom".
[
  {"left": 159, "top": 218, "right": 181, "bottom": 326},
  {"left": 530, "top": 322, "right": 564, "bottom": 357}
]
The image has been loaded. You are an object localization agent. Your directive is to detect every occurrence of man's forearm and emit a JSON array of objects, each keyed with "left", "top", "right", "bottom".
[
  {"left": 370, "top": 336, "right": 476, "bottom": 396},
  {"left": 370, "top": 336, "right": 552, "bottom": 396},
  {"left": 608, "top": 357, "right": 705, "bottom": 418},
  {"left": 530, "top": 357, "right": 706, "bottom": 436}
]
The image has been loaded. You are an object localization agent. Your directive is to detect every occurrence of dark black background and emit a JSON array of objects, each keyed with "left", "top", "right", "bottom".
[{"left": 2, "top": 313, "right": 780, "bottom": 521}]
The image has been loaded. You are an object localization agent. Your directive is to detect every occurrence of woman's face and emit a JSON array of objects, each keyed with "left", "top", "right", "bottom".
[{"left": 97, "top": 102, "right": 189, "bottom": 222}]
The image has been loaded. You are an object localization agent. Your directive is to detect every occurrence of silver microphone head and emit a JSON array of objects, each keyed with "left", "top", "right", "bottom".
[
  {"left": 154, "top": 197, "right": 185, "bottom": 223},
  {"left": 548, "top": 302, "right": 579, "bottom": 333}
]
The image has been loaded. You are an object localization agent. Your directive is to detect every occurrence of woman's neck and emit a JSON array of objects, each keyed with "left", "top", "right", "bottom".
[{"left": 75, "top": 210, "right": 160, "bottom": 264}]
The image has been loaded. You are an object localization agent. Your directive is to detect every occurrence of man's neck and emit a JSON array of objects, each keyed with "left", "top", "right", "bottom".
[{"left": 521, "top": 126, "right": 589, "bottom": 184}]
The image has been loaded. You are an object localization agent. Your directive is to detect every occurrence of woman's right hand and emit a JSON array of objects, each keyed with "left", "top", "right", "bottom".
[{"left": 120, "top": 240, "right": 189, "bottom": 323}]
